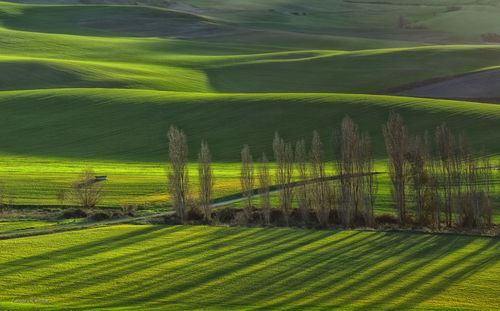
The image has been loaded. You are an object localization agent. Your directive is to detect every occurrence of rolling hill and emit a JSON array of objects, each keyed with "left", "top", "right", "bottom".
[{"left": 0, "top": 1, "right": 499, "bottom": 311}]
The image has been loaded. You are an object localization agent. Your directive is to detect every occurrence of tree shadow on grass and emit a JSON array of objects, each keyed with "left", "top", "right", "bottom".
[
  {"left": 29, "top": 226, "right": 270, "bottom": 298},
  {"left": 277, "top": 234, "right": 499, "bottom": 311},
  {"left": 245, "top": 232, "right": 436, "bottom": 310},
  {"left": 2, "top": 226, "right": 498, "bottom": 311},
  {"left": 222, "top": 231, "right": 386, "bottom": 306},
  {"left": 96, "top": 230, "right": 379, "bottom": 309},
  {"left": 0, "top": 225, "right": 172, "bottom": 276},
  {"left": 379, "top": 238, "right": 500, "bottom": 311},
  {"left": 11, "top": 225, "right": 238, "bottom": 291},
  {"left": 161, "top": 231, "right": 372, "bottom": 305},
  {"left": 96, "top": 228, "right": 334, "bottom": 308}
]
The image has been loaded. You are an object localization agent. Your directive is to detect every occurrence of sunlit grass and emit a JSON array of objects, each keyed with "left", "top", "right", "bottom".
[
  {"left": 0, "top": 225, "right": 498, "bottom": 310},
  {"left": 0, "top": 88, "right": 497, "bottom": 210}
]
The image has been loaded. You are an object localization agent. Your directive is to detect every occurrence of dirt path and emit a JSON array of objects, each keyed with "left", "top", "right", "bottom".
[{"left": 0, "top": 173, "right": 380, "bottom": 240}]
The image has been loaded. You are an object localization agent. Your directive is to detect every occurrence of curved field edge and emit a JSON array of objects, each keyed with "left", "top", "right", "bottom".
[
  {"left": 0, "top": 89, "right": 498, "bottom": 207},
  {"left": 0, "top": 225, "right": 498, "bottom": 310},
  {"left": 5, "top": 44, "right": 500, "bottom": 94},
  {"left": 0, "top": 88, "right": 498, "bottom": 162}
]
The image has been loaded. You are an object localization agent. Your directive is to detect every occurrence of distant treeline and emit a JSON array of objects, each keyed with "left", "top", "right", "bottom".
[{"left": 167, "top": 112, "right": 497, "bottom": 230}]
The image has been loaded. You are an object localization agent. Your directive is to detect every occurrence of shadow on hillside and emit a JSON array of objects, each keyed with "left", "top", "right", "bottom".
[{"left": 1, "top": 225, "right": 498, "bottom": 310}]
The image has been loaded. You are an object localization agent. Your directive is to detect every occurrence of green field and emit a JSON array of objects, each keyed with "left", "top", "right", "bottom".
[
  {"left": 0, "top": 0, "right": 498, "bottom": 212},
  {"left": 0, "top": 225, "right": 498, "bottom": 310},
  {"left": 0, "top": 89, "right": 498, "bottom": 207},
  {"left": 1, "top": 0, "right": 500, "bottom": 310}
]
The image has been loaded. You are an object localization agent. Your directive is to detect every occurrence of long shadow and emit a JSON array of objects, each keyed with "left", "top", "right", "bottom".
[
  {"left": 222, "top": 231, "right": 386, "bottom": 306},
  {"left": 285, "top": 234, "right": 472, "bottom": 309},
  {"left": 248, "top": 235, "right": 405, "bottom": 303},
  {"left": 5, "top": 225, "right": 498, "bottom": 310},
  {"left": 0, "top": 225, "right": 172, "bottom": 276},
  {"left": 11, "top": 225, "right": 237, "bottom": 291},
  {"left": 374, "top": 238, "right": 500, "bottom": 311},
  {"left": 87, "top": 231, "right": 424, "bottom": 309},
  {"left": 173, "top": 231, "right": 373, "bottom": 305},
  {"left": 101, "top": 231, "right": 387, "bottom": 308},
  {"left": 96, "top": 228, "right": 325, "bottom": 308},
  {"left": 25, "top": 226, "right": 270, "bottom": 299},
  {"left": 250, "top": 232, "right": 436, "bottom": 310},
  {"left": 278, "top": 234, "right": 495, "bottom": 311},
  {"left": 39, "top": 227, "right": 301, "bottom": 307}
]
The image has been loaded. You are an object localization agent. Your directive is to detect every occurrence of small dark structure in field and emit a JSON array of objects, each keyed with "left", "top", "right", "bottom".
[{"left": 94, "top": 176, "right": 107, "bottom": 182}]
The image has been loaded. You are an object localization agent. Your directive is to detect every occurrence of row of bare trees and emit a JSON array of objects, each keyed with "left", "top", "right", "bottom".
[
  {"left": 167, "top": 112, "right": 497, "bottom": 229},
  {"left": 383, "top": 112, "right": 496, "bottom": 228},
  {"left": 239, "top": 117, "right": 377, "bottom": 228},
  {"left": 167, "top": 116, "right": 377, "bottom": 227}
]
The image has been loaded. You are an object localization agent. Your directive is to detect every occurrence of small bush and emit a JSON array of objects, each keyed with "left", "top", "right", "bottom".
[
  {"left": 163, "top": 214, "right": 180, "bottom": 225},
  {"left": 68, "top": 168, "right": 105, "bottom": 209},
  {"left": 328, "top": 209, "right": 341, "bottom": 225},
  {"left": 213, "top": 207, "right": 237, "bottom": 223},
  {"left": 121, "top": 202, "right": 138, "bottom": 216},
  {"left": 481, "top": 33, "right": 500, "bottom": 42},
  {"left": 90, "top": 211, "right": 112, "bottom": 221},
  {"left": 187, "top": 204, "right": 204, "bottom": 221},
  {"left": 234, "top": 211, "right": 247, "bottom": 226},
  {"left": 289, "top": 208, "right": 303, "bottom": 225},
  {"left": 270, "top": 208, "right": 285, "bottom": 226},
  {"left": 375, "top": 214, "right": 398, "bottom": 225},
  {"left": 111, "top": 210, "right": 125, "bottom": 218},
  {"left": 61, "top": 208, "right": 88, "bottom": 219}
]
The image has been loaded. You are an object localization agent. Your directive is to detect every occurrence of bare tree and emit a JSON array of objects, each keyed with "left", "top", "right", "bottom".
[
  {"left": 258, "top": 153, "right": 271, "bottom": 225},
  {"left": 198, "top": 140, "right": 213, "bottom": 222},
  {"left": 383, "top": 111, "right": 409, "bottom": 225},
  {"left": 240, "top": 144, "right": 254, "bottom": 221},
  {"left": 360, "top": 132, "right": 376, "bottom": 227},
  {"left": 428, "top": 151, "right": 442, "bottom": 229},
  {"left": 335, "top": 117, "right": 375, "bottom": 227},
  {"left": 68, "top": 168, "right": 105, "bottom": 208},
  {"left": 167, "top": 125, "right": 189, "bottom": 222},
  {"left": 461, "top": 143, "right": 494, "bottom": 228},
  {"left": 407, "top": 135, "right": 428, "bottom": 225},
  {"left": 273, "top": 133, "right": 294, "bottom": 226},
  {"left": 295, "top": 139, "right": 309, "bottom": 224},
  {"left": 435, "top": 123, "right": 456, "bottom": 227},
  {"left": 310, "top": 131, "right": 330, "bottom": 227},
  {"left": 479, "top": 152, "right": 494, "bottom": 227},
  {"left": 338, "top": 117, "right": 357, "bottom": 226}
]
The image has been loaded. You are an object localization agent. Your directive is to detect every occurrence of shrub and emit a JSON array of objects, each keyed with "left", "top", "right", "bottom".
[
  {"left": 67, "top": 168, "right": 105, "bottom": 209},
  {"left": 213, "top": 207, "right": 237, "bottom": 223},
  {"left": 187, "top": 204, "right": 204, "bottom": 222},
  {"left": 375, "top": 214, "right": 398, "bottom": 225},
  {"left": 90, "top": 211, "right": 112, "bottom": 221},
  {"left": 121, "top": 202, "right": 138, "bottom": 216},
  {"left": 234, "top": 211, "right": 247, "bottom": 226},
  {"left": 481, "top": 33, "right": 500, "bottom": 42},
  {"left": 61, "top": 208, "right": 88, "bottom": 219}
]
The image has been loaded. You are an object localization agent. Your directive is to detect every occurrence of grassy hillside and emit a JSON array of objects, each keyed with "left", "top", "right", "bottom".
[
  {"left": 3, "top": 2, "right": 500, "bottom": 94},
  {"left": 0, "top": 89, "right": 498, "bottom": 161},
  {"left": 0, "top": 2, "right": 498, "bottom": 310},
  {"left": 0, "top": 1, "right": 498, "bottom": 209},
  {"left": 0, "top": 89, "right": 498, "bottom": 207},
  {"left": 0, "top": 225, "right": 498, "bottom": 310},
  {"left": 11, "top": 0, "right": 500, "bottom": 45},
  {"left": 206, "top": 46, "right": 500, "bottom": 93}
]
